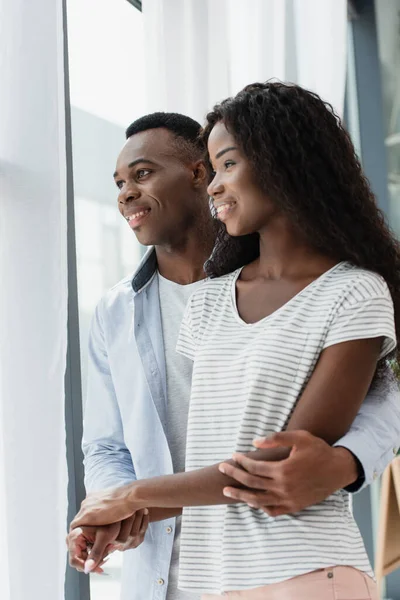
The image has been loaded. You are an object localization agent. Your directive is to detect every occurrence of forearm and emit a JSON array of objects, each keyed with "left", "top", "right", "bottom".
[
  {"left": 131, "top": 447, "right": 289, "bottom": 509},
  {"left": 326, "top": 446, "right": 360, "bottom": 489},
  {"left": 149, "top": 507, "right": 182, "bottom": 522},
  {"left": 334, "top": 373, "right": 400, "bottom": 490}
]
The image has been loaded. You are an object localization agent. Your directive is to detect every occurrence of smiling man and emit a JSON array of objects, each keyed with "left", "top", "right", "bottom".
[{"left": 68, "top": 113, "right": 400, "bottom": 600}]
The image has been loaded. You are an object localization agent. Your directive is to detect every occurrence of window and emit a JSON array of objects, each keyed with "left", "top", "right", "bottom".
[
  {"left": 376, "top": 0, "right": 400, "bottom": 234},
  {"left": 66, "top": 1, "right": 145, "bottom": 597}
]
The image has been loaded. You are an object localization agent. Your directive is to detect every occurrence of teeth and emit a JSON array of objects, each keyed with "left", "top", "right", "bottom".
[
  {"left": 127, "top": 209, "right": 150, "bottom": 221},
  {"left": 216, "top": 203, "right": 235, "bottom": 214}
]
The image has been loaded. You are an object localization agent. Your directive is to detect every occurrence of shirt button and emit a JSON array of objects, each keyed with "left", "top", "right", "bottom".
[
  {"left": 373, "top": 470, "right": 378, "bottom": 480},
  {"left": 157, "top": 578, "right": 165, "bottom": 586},
  {"left": 166, "top": 526, "right": 173, "bottom": 534},
  {"left": 327, "top": 572, "right": 334, "bottom": 579}
]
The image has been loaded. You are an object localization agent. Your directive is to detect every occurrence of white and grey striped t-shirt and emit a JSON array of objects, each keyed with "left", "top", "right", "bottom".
[{"left": 176, "top": 261, "right": 396, "bottom": 595}]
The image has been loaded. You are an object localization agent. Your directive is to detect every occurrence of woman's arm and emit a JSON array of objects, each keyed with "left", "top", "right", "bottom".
[
  {"left": 71, "top": 336, "right": 382, "bottom": 528},
  {"left": 149, "top": 507, "right": 182, "bottom": 522}
]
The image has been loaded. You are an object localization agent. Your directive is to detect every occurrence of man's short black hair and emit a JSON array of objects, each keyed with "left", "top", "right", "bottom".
[{"left": 125, "top": 112, "right": 205, "bottom": 163}]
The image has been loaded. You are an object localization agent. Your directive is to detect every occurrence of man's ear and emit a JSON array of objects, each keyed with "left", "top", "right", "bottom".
[{"left": 191, "top": 160, "right": 209, "bottom": 187}]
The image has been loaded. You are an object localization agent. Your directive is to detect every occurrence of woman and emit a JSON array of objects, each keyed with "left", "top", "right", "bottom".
[{"left": 72, "top": 82, "right": 400, "bottom": 599}]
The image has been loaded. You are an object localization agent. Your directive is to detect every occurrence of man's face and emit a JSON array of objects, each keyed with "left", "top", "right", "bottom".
[{"left": 114, "top": 128, "right": 206, "bottom": 247}]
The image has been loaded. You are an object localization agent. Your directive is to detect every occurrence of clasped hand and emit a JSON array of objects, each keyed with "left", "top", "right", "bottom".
[{"left": 67, "top": 511, "right": 149, "bottom": 574}]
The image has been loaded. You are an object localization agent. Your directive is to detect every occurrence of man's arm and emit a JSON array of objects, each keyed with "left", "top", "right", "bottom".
[
  {"left": 334, "top": 368, "right": 400, "bottom": 492},
  {"left": 69, "top": 300, "right": 138, "bottom": 574},
  {"left": 216, "top": 367, "right": 400, "bottom": 513},
  {"left": 71, "top": 337, "right": 385, "bottom": 528},
  {"left": 83, "top": 299, "right": 136, "bottom": 491}
]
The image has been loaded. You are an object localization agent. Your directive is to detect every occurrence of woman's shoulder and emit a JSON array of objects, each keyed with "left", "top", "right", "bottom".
[
  {"left": 329, "top": 261, "right": 391, "bottom": 302},
  {"left": 183, "top": 270, "right": 239, "bottom": 324},
  {"left": 189, "top": 270, "right": 238, "bottom": 300}
]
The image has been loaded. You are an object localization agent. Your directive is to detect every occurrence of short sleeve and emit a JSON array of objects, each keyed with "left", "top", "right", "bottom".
[
  {"left": 323, "top": 273, "right": 396, "bottom": 359},
  {"left": 176, "top": 296, "right": 196, "bottom": 361}
]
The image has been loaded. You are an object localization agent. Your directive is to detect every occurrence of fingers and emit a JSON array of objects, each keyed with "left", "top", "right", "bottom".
[
  {"left": 116, "top": 517, "right": 133, "bottom": 544},
  {"left": 84, "top": 526, "right": 119, "bottom": 574},
  {"left": 140, "top": 511, "right": 150, "bottom": 539},
  {"left": 115, "top": 511, "right": 145, "bottom": 547},
  {"left": 121, "top": 509, "right": 150, "bottom": 551},
  {"left": 260, "top": 505, "right": 290, "bottom": 518},
  {"left": 130, "top": 509, "right": 144, "bottom": 538},
  {"left": 222, "top": 487, "right": 299, "bottom": 517},
  {"left": 230, "top": 453, "right": 278, "bottom": 479},
  {"left": 222, "top": 486, "right": 280, "bottom": 508},
  {"left": 219, "top": 462, "right": 270, "bottom": 491},
  {"left": 253, "top": 430, "right": 311, "bottom": 449},
  {"left": 67, "top": 528, "right": 89, "bottom": 572}
]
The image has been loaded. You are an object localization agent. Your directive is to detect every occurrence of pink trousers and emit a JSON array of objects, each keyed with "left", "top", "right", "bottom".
[{"left": 201, "top": 567, "right": 378, "bottom": 600}]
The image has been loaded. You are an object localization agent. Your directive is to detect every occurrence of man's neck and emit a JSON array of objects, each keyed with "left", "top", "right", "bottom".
[{"left": 155, "top": 232, "right": 214, "bottom": 285}]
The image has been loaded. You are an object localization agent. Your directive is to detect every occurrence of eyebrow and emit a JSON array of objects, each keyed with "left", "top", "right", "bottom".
[
  {"left": 113, "top": 158, "right": 157, "bottom": 178},
  {"left": 215, "top": 146, "right": 238, "bottom": 160}
]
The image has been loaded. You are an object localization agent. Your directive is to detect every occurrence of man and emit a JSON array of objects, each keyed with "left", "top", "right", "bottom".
[{"left": 68, "top": 112, "right": 400, "bottom": 600}]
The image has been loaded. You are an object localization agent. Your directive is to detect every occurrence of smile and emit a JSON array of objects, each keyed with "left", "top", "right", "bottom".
[
  {"left": 125, "top": 209, "right": 151, "bottom": 228},
  {"left": 214, "top": 201, "right": 236, "bottom": 218}
]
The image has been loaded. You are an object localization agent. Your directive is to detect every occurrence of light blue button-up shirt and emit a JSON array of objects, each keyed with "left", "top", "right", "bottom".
[{"left": 82, "top": 248, "right": 400, "bottom": 600}]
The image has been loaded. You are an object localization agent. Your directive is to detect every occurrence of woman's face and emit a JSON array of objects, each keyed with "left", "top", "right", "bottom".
[{"left": 207, "top": 121, "right": 277, "bottom": 237}]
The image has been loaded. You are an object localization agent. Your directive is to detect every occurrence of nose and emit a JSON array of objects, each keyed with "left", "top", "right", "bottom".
[
  {"left": 119, "top": 182, "right": 140, "bottom": 205},
  {"left": 207, "top": 172, "right": 224, "bottom": 198}
]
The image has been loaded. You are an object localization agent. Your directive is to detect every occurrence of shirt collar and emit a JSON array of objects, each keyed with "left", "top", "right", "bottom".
[{"left": 131, "top": 247, "right": 157, "bottom": 293}]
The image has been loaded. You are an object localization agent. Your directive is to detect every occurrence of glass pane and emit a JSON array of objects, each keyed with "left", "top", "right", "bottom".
[
  {"left": 376, "top": 0, "right": 400, "bottom": 234},
  {"left": 66, "top": 0, "right": 145, "bottom": 597}
]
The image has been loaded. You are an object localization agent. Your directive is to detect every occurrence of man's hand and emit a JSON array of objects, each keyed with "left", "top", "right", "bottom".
[
  {"left": 219, "top": 430, "right": 359, "bottom": 517},
  {"left": 67, "top": 510, "right": 150, "bottom": 574},
  {"left": 112, "top": 509, "right": 150, "bottom": 552}
]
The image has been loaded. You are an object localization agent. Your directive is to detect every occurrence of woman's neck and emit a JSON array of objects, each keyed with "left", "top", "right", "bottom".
[{"left": 254, "top": 216, "right": 336, "bottom": 280}]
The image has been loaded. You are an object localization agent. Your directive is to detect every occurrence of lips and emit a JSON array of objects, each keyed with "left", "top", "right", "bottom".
[
  {"left": 213, "top": 201, "right": 236, "bottom": 219},
  {"left": 125, "top": 207, "right": 151, "bottom": 228}
]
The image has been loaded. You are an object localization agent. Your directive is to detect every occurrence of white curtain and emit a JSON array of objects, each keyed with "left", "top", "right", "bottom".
[
  {"left": 142, "top": 0, "right": 347, "bottom": 123},
  {"left": 0, "top": 1, "right": 68, "bottom": 598}
]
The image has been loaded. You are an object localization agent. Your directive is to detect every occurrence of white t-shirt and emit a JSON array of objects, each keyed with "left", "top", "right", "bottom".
[
  {"left": 176, "top": 261, "right": 396, "bottom": 595},
  {"left": 158, "top": 273, "right": 203, "bottom": 600}
]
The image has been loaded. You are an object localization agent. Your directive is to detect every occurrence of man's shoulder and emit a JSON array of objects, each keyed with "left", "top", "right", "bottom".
[
  {"left": 97, "top": 271, "right": 141, "bottom": 322},
  {"left": 109, "top": 272, "right": 136, "bottom": 293},
  {"left": 104, "top": 272, "right": 135, "bottom": 303}
]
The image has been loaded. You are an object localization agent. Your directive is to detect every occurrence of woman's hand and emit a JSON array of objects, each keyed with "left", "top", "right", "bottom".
[
  {"left": 67, "top": 523, "right": 120, "bottom": 574},
  {"left": 67, "top": 510, "right": 150, "bottom": 574},
  {"left": 71, "top": 484, "right": 143, "bottom": 529}
]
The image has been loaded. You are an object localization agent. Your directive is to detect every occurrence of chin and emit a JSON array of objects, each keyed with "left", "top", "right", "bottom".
[
  {"left": 132, "top": 228, "right": 157, "bottom": 247},
  {"left": 225, "top": 221, "right": 253, "bottom": 237}
]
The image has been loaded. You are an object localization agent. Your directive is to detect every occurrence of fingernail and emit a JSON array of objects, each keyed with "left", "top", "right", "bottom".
[
  {"left": 144, "top": 508, "right": 149, "bottom": 515},
  {"left": 248, "top": 503, "right": 258, "bottom": 508},
  {"left": 84, "top": 559, "right": 96, "bottom": 574},
  {"left": 219, "top": 465, "right": 226, "bottom": 474},
  {"left": 254, "top": 437, "right": 267, "bottom": 443},
  {"left": 223, "top": 489, "right": 232, "bottom": 497},
  {"left": 232, "top": 453, "right": 239, "bottom": 461}
]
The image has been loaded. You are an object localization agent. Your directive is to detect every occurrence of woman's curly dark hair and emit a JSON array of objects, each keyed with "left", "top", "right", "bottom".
[{"left": 201, "top": 81, "right": 400, "bottom": 373}]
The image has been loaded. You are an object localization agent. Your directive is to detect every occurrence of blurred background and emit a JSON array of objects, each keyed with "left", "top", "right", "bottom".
[{"left": 1, "top": 0, "right": 400, "bottom": 599}]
